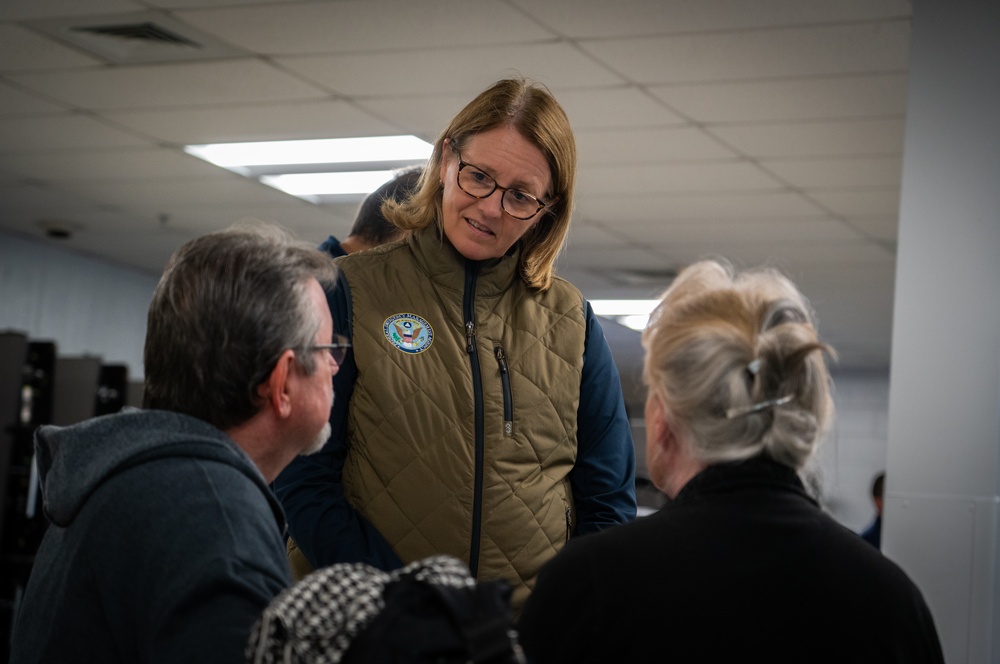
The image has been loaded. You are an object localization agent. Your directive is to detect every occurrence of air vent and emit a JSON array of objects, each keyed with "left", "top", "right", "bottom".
[
  {"left": 72, "top": 22, "right": 200, "bottom": 48},
  {"left": 27, "top": 11, "right": 245, "bottom": 64}
]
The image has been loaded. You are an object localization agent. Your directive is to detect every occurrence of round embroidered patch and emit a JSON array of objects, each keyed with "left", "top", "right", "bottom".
[{"left": 383, "top": 313, "right": 434, "bottom": 354}]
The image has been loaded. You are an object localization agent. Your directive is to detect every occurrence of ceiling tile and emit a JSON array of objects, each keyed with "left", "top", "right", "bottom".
[
  {"left": 650, "top": 74, "right": 908, "bottom": 123},
  {"left": 277, "top": 44, "right": 622, "bottom": 98},
  {"left": 0, "top": 24, "right": 104, "bottom": 70},
  {"left": 356, "top": 94, "right": 477, "bottom": 139},
  {"left": 57, "top": 227, "right": 196, "bottom": 276},
  {"left": 1, "top": 146, "right": 226, "bottom": 181},
  {"left": 0, "top": 114, "right": 151, "bottom": 150},
  {"left": 557, "top": 244, "right": 675, "bottom": 273},
  {"left": 151, "top": 202, "right": 343, "bottom": 234},
  {"left": 710, "top": 118, "right": 906, "bottom": 158},
  {"left": 761, "top": 156, "right": 903, "bottom": 188},
  {"left": 0, "top": 0, "right": 142, "bottom": 21},
  {"left": 564, "top": 222, "right": 635, "bottom": 247},
  {"left": 0, "top": 182, "right": 122, "bottom": 233},
  {"left": 580, "top": 21, "right": 910, "bottom": 84},
  {"left": 847, "top": 215, "right": 898, "bottom": 241},
  {"left": 576, "top": 126, "right": 736, "bottom": 164},
  {"left": 104, "top": 100, "right": 401, "bottom": 144},
  {"left": 807, "top": 188, "right": 901, "bottom": 216},
  {"left": 510, "top": 0, "right": 911, "bottom": 38},
  {"left": 55, "top": 174, "right": 290, "bottom": 210},
  {"left": 177, "top": 0, "right": 555, "bottom": 55},
  {"left": 615, "top": 216, "right": 867, "bottom": 244},
  {"left": 578, "top": 161, "right": 784, "bottom": 195},
  {"left": 9, "top": 59, "right": 328, "bottom": 109},
  {"left": 649, "top": 240, "right": 894, "bottom": 268},
  {"left": 576, "top": 191, "right": 825, "bottom": 222},
  {"left": 0, "top": 81, "right": 65, "bottom": 115},
  {"left": 555, "top": 87, "right": 685, "bottom": 129}
]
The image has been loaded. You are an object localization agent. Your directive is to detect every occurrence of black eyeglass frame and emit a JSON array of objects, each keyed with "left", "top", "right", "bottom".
[
  {"left": 305, "top": 334, "right": 352, "bottom": 365},
  {"left": 455, "top": 155, "right": 553, "bottom": 221}
]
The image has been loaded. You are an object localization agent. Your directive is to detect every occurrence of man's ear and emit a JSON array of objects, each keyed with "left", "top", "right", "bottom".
[{"left": 257, "top": 349, "right": 296, "bottom": 419}]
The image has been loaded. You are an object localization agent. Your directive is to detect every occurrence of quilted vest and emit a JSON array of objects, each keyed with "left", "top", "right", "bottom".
[{"left": 338, "top": 228, "right": 585, "bottom": 611}]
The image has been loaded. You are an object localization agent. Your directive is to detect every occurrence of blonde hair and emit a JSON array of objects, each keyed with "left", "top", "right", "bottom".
[
  {"left": 382, "top": 77, "right": 576, "bottom": 291},
  {"left": 641, "top": 260, "right": 835, "bottom": 469}
]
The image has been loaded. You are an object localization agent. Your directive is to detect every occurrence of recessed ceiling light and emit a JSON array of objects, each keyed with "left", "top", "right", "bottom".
[
  {"left": 261, "top": 170, "right": 398, "bottom": 203},
  {"left": 184, "top": 135, "right": 432, "bottom": 202}
]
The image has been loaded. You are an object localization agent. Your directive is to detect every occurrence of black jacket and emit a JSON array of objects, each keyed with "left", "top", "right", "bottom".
[{"left": 518, "top": 456, "right": 944, "bottom": 664}]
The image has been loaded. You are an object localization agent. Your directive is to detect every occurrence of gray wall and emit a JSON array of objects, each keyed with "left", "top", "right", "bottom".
[
  {"left": 0, "top": 232, "right": 156, "bottom": 379},
  {"left": 886, "top": 1, "right": 1000, "bottom": 662}
]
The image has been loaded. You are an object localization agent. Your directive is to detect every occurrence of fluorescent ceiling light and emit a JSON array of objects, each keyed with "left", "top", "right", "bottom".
[
  {"left": 183, "top": 135, "right": 432, "bottom": 202},
  {"left": 590, "top": 299, "right": 660, "bottom": 331},
  {"left": 261, "top": 170, "right": 396, "bottom": 201},
  {"left": 184, "top": 135, "right": 433, "bottom": 168}
]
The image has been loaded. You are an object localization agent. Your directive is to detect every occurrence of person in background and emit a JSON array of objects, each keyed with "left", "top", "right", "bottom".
[
  {"left": 318, "top": 167, "right": 422, "bottom": 258},
  {"left": 517, "top": 259, "right": 944, "bottom": 663},
  {"left": 10, "top": 225, "right": 341, "bottom": 664},
  {"left": 286, "top": 168, "right": 424, "bottom": 580},
  {"left": 275, "top": 77, "right": 637, "bottom": 612},
  {"left": 860, "top": 471, "right": 886, "bottom": 549}
]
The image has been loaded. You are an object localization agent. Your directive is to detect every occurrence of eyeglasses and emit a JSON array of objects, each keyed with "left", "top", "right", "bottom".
[
  {"left": 456, "top": 156, "right": 552, "bottom": 220},
  {"left": 305, "top": 334, "right": 351, "bottom": 365}
]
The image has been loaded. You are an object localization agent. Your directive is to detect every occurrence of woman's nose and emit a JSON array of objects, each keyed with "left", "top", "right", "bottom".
[{"left": 479, "top": 188, "right": 504, "bottom": 218}]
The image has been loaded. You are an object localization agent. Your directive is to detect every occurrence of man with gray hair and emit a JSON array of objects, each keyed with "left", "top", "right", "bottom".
[{"left": 10, "top": 224, "right": 342, "bottom": 664}]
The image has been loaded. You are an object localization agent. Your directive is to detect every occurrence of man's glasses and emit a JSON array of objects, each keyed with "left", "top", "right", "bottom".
[
  {"left": 456, "top": 156, "right": 552, "bottom": 220},
  {"left": 305, "top": 334, "right": 351, "bottom": 365}
]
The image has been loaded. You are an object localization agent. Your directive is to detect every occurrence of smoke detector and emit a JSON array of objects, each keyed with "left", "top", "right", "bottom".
[{"left": 27, "top": 11, "right": 245, "bottom": 64}]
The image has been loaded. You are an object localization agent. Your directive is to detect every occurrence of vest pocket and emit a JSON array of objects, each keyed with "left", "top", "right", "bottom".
[{"left": 494, "top": 344, "right": 514, "bottom": 437}]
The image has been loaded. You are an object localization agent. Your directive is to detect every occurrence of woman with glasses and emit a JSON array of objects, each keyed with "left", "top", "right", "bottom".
[
  {"left": 274, "top": 77, "right": 637, "bottom": 612},
  {"left": 517, "top": 259, "right": 945, "bottom": 663}
]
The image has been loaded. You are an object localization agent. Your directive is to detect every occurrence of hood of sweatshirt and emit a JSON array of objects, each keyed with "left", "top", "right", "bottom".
[{"left": 34, "top": 408, "right": 281, "bottom": 528}]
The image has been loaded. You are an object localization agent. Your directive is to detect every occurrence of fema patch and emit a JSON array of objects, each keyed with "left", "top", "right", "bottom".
[{"left": 384, "top": 313, "right": 434, "bottom": 354}]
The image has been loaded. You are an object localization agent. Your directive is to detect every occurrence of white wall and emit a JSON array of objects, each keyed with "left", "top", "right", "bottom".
[
  {"left": 814, "top": 370, "right": 890, "bottom": 533},
  {"left": 0, "top": 232, "right": 157, "bottom": 380},
  {"left": 886, "top": 1, "right": 1000, "bottom": 661}
]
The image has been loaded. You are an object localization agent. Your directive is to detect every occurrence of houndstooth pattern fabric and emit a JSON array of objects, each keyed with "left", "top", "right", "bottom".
[{"left": 245, "top": 555, "right": 476, "bottom": 664}]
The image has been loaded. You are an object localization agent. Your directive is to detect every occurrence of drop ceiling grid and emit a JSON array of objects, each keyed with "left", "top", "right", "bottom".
[{"left": 0, "top": 0, "right": 913, "bottom": 369}]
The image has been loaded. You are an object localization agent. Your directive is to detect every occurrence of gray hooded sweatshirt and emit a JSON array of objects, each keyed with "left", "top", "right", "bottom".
[{"left": 10, "top": 408, "right": 292, "bottom": 664}]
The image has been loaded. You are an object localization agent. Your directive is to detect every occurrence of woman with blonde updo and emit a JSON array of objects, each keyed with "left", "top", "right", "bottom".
[{"left": 518, "top": 259, "right": 944, "bottom": 664}]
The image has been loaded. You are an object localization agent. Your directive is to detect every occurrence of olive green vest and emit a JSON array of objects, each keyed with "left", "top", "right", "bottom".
[{"left": 339, "top": 228, "right": 585, "bottom": 610}]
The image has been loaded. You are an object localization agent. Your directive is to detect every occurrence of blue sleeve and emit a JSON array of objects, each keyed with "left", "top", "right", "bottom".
[
  {"left": 570, "top": 301, "right": 637, "bottom": 535},
  {"left": 273, "top": 270, "right": 402, "bottom": 570}
]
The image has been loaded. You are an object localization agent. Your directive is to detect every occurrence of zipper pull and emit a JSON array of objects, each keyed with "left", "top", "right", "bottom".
[
  {"left": 466, "top": 321, "right": 476, "bottom": 354},
  {"left": 494, "top": 345, "right": 508, "bottom": 372},
  {"left": 495, "top": 345, "right": 513, "bottom": 437}
]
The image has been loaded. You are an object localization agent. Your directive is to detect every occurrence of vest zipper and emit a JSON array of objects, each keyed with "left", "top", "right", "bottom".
[
  {"left": 464, "top": 261, "right": 485, "bottom": 578},
  {"left": 494, "top": 344, "right": 513, "bottom": 437},
  {"left": 566, "top": 507, "right": 573, "bottom": 543}
]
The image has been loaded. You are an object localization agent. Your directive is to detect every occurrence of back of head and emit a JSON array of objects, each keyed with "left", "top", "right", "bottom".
[
  {"left": 385, "top": 77, "right": 577, "bottom": 291},
  {"left": 872, "top": 472, "right": 885, "bottom": 500},
  {"left": 350, "top": 167, "right": 422, "bottom": 246},
  {"left": 641, "top": 259, "right": 835, "bottom": 469},
  {"left": 143, "top": 223, "right": 336, "bottom": 431}
]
